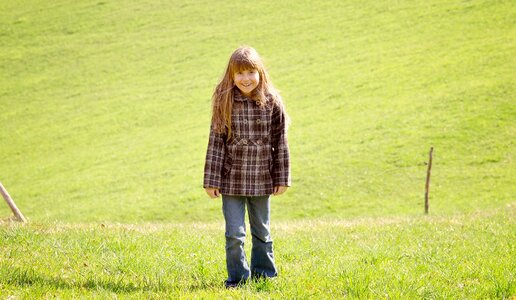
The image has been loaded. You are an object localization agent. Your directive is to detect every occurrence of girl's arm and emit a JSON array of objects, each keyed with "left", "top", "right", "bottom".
[
  {"left": 271, "top": 102, "right": 291, "bottom": 190},
  {"left": 203, "top": 125, "right": 226, "bottom": 196}
]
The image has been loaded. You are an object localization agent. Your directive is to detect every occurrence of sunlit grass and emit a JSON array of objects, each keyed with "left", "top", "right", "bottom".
[
  {"left": 0, "top": 0, "right": 514, "bottom": 297},
  {"left": 1, "top": 0, "right": 514, "bottom": 222},
  {"left": 1, "top": 206, "right": 514, "bottom": 298}
]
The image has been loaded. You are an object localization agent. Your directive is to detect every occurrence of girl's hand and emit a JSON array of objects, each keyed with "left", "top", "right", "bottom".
[
  {"left": 205, "top": 188, "right": 220, "bottom": 198},
  {"left": 273, "top": 186, "right": 288, "bottom": 196}
]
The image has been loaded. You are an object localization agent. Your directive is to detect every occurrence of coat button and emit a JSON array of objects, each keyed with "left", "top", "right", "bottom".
[
  {"left": 243, "top": 119, "right": 248, "bottom": 124},
  {"left": 242, "top": 139, "right": 248, "bottom": 145},
  {"left": 256, "top": 118, "right": 261, "bottom": 124},
  {"left": 256, "top": 139, "right": 262, "bottom": 145}
]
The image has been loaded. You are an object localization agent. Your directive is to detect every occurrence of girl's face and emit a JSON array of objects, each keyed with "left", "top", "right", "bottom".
[{"left": 233, "top": 69, "right": 259, "bottom": 96}]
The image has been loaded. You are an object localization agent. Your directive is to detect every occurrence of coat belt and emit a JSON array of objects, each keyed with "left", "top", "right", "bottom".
[{"left": 228, "top": 137, "right": 270, "bottom": 146}]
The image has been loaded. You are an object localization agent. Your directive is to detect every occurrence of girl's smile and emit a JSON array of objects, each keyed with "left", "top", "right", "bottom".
[{"left": 234, "top": 69, "right": 259, "bottom": 96}]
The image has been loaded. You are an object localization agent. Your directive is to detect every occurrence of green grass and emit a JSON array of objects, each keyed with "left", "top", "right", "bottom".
[
  {"left": 0, "top": 0, "right": 513, "bottom": 222},
  {"left": 1, "top": 0, "right": 515, "bottom": 298},
  {"left": 1, "top": 206, "right": 514, "bottom": 299}
]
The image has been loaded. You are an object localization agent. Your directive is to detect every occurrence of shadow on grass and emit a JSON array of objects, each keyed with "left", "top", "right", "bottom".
[{"left": 2, "top": 267, "right": 222, "bottom": 293}]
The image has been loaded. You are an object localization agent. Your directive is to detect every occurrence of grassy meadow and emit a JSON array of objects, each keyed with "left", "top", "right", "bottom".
[
  {"left": 1, "top": 0, "right": 515, "bottom": 298},
  {"left": 1, "top": 208, "right": 514, "bottom": 299}
]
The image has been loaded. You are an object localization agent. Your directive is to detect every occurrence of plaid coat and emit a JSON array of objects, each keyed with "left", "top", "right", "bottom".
[{"left": 203, "top": 91, "right": 291, "bottom": 196}]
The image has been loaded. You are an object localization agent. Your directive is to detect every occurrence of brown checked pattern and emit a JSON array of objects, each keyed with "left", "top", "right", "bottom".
[{"left": 204, "top": 90, "right": 290, "bottom": 196}]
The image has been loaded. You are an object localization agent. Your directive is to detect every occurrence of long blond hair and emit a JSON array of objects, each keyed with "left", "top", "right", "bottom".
[{"left": 211, "top": 46, "right": 287, "bottom": 138}]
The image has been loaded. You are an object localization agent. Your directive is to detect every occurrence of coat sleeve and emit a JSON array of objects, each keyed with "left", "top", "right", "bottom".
[
  {"left": 271, "top": 103, "right": 291, "bottom": 187},
  {"left": 203, "top": 125, "right": 226, "bottom": 189}
]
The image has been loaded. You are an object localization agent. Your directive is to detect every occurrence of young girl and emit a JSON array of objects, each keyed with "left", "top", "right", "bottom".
[{"left": 203, "top": 46, "right": 291, "bottom": 288}]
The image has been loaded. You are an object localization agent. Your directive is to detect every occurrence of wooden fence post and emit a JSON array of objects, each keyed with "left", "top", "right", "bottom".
[
  {"left": 425, "top": 147, "right": 434, "bottom": 214},
  {"left": 0, "top": 182, "right": 27, "bottom": 222}
]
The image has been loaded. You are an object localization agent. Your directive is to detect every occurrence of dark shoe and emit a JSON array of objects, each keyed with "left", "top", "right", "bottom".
[{"left": 224, "top": 280, "right": 243, "bottom": 289}]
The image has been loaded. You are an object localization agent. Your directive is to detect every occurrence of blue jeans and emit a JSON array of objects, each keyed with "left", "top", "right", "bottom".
[{"left": 222, "top": 194, "right": 277, "bottom": 282}]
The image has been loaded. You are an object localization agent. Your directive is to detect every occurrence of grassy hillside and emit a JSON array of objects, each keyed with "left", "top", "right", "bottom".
[{"left": 1, "top": 0, "right": 514, "bottom": 222}]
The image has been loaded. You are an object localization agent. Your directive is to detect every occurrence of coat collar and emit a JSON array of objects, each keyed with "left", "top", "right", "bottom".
[{"left": 234, "top": 89, "right": 251, "bottom": 102}]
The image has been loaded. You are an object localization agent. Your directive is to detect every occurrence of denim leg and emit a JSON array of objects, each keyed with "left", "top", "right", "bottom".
[
  {"left": 247, "top": 195, "right": 278, "bottom": 278},
  {"left": 222, "top": 195, "right": 250, "bottom": 282}
]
